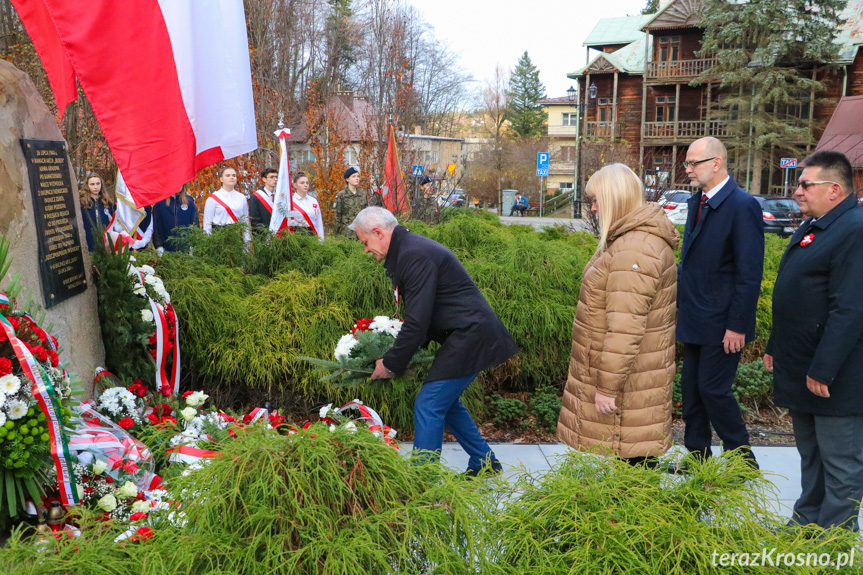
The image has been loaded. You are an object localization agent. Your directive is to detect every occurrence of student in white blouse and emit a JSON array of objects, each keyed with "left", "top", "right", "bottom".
[
  {"left": 202, "top": 167, "right": 251, "bottom": 243},
  {"left": 289, "top": 172, "right": 325, "bottom": 241}
]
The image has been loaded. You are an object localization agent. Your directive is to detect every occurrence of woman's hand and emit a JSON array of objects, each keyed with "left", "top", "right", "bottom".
[{"left": 595, "top": 392, "right": 617, "bottom": 415}]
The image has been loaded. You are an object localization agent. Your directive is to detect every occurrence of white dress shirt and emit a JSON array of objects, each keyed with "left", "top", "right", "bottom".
[
  {"left": 203, "top": 188, "right": 251, "bottom": 242},
  {"left": 289, "top": 193, "right": 325, "bottom": 241}
]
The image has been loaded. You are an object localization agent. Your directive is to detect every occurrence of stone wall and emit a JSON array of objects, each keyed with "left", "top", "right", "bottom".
[{"left": 0, "top": 60, "right": 104, "bottom": 391}]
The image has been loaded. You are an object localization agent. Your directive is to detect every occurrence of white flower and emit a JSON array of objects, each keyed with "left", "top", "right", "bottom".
[
  {"left": 128, "top": 256, "right": 137, "bottom": 262},
  {"left": 76, "top": 452, "right": 94, "bottom": 466},
  {"left": 141, "top": 309, "right": 154, "bottom": 322},
  {"left": 334, "top": 334, "right": 359, "bottom": 361},
  {"left": 117, "top": 481, "right": 138, "bottom": 498},
  {"left": 319, "top": 403, "right": 333, "bottom": 419},
  {"left": 7, "top": 400, "right": 27, "bottom": 420},
  {"left": 92, "top": 459, "right": 108, "bottom": 475},
  {"left": 180, "top": 407, "right": 197, "bottom": 421},
  {"left": 0, "top": 374, "right": 21, "bottom": 395},
  {"left": 133, "top": 284, "right": 147, "bottom": 296},
  {"left": 344, "top": 421, "right": 357, "bottom": 433},
  {"left": 76, "top": 484, "right": 85, "bottom": 500},
  {"left": 0, "top": 411, "right": 6, "bottom": 427},
  {"left": 0, "top": 392, "right": 5, "bottom": 406},
  {"left": 97, "top": 494, "right": 117, "bottom": 512},
  {"left": 139, "top": 265, "right": 156, "bottom": 275},
  {"left": 131, "top": 500, "right": 150, "bottom": 514},
  {"left": 184, "top": 391, "right": 209, "bottom": 408},
  {"left": 329, "top": 424, "right": 336, "bottom": 432}
]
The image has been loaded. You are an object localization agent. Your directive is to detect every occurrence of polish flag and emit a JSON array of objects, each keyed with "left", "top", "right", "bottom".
[
  {"left": 11, "top": 0, "right": 257, "bottom": 208},
  {"left": 269, "top": 127, "right": 294, "bottom": 235}
]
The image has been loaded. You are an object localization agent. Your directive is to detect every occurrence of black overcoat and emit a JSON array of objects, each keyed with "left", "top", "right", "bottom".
[
  {"left": 382, "top": 226, "right": 518, "bottom": 382},
  {"left": 677, "top": 176, "right": 765, "bottom": 345},
  {"left": 767, "top": 194, "right": 863, "bottom": 416},
  {"left": 248, "top": 189, "right": 273, "bottom": 229}
]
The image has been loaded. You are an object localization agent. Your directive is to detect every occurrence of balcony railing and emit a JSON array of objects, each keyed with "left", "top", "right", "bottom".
[
  {"left": 646, "top": 58, "right": 717, "bottom": 80},
  {"left": 642, "top": 120, "right": 729, "bottom": 142},
  {"left": 584, "top": 121, "right": 618, "bottom": 139},
  {"left": 547, "top": 124, "right": 578, "bottom": 137}
]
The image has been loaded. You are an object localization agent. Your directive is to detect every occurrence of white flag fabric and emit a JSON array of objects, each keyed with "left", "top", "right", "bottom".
[{"left": 269, "top": 128, "right": 294, "bottom": 234}]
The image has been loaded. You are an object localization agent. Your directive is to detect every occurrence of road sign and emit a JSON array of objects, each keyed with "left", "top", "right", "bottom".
[
  {"left": 780, "top": 158, "right": 797, "bottom": 169},
  {"left": 447, "top": 164, "right": 456, "bottom": 175},
  {"left": 536, "top": 152, "right": 549, "bottom": 177},
  {"left": 412, "top": 165, "right": 423, "bottom": 176}
]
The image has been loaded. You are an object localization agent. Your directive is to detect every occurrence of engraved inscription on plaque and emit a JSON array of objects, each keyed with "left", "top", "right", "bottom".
[{"left": 20, "top": 139, "right": 87, "bottom": 308}]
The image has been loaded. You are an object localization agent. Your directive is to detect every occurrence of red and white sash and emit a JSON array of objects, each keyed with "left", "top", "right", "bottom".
[
  {"left": 292, "top": 199, "right": 319, "bottom": 237},
  {"left": 210, "top": 194, "right": 239, "bottom": 222},
  {"left": 253, "top": 190, "right": 274, "bottom": 215}
]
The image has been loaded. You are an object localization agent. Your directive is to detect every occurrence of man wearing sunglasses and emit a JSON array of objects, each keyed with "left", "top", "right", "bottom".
[
  {"left": 676, "top": 137, "right": 764, "bottom": 472},
  {"left": 764, "top": 150, "right": 863, "bottom": 531}
]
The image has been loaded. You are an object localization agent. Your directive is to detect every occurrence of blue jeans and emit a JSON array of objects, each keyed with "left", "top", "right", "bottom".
[{"left": 413, "top": 373, "right": 496, "bottom": 470}]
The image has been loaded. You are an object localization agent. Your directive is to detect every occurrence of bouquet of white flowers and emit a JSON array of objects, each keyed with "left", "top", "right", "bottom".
[{"left": 297, "top": 316, "right": 432, "bottom": 385}]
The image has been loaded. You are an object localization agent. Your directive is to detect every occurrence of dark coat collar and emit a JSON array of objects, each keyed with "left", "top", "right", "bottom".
[
  {"left": 807, "top": 193, "right": 859, "bottom": 231},
  {"left": 384, "top": 225, "right": 409, "bottom": 274}
]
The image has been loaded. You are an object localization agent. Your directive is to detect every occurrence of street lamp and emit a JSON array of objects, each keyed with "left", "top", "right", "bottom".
[{"left": 566, "top": 82, "right": 597, "bottom": 218}]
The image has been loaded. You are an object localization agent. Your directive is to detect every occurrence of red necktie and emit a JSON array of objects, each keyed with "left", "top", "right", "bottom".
[{"left": 695, "top": 194, "right": 709, "bottom": 224}]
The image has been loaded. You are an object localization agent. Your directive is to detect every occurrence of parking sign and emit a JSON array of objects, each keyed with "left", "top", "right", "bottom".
[{"left": 536, "top": 152, "right": 549, "bottom": 177}]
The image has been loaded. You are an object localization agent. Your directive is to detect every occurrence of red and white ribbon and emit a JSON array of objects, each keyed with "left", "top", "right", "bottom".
[{"left": 166, "top": 445, "right": 220, "bottom": 464}]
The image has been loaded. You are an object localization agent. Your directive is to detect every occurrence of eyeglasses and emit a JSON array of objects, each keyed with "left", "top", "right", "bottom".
[
  {"left": 797, "top": 180, "right": 838, "bottom": 190},
  {"left": 682, "top": 157, "right": 716, "bottom": 169}
]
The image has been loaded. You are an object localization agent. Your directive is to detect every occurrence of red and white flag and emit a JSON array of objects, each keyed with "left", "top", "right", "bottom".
[
  {"left": 269, "top": 127, "right": 294, "bottom": 235},
  {"left": 378, "top": 123, "right": 410, "bottom": 215},
  {"left": 12, "top": 0, "right": 257, "bottom": 208}
]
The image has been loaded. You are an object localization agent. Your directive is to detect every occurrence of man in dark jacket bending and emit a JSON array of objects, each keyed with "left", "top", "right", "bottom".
[{"left": 351, "top": 207, "right": 518, "bottom": 476}]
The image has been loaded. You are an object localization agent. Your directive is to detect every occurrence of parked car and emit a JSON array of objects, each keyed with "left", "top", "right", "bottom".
[
  {"left": 753, "top": 195, "right": 801, "bottom": 236},
  {"left": 437, "top": 191, "right": 466, "bottom": 208},
  {"left": 657, "top": 190, "right": 693, "bottom": 225}
]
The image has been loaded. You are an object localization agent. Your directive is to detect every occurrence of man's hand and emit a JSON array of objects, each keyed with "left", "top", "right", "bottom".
[
  {"left": 594, "top": 392, "right": 617, "bottom": 415},
  {"left": 763, "top": 353, "right": 773, "bottom": 373},
  {"left": 370, "top": 358, "right": 393, "bottom": 380},
  {"left": 723, "top": 330, "right": 745, "bottom": 354},
  {"left": 806, "top": 376, "right": 830, "bottom": 398}
]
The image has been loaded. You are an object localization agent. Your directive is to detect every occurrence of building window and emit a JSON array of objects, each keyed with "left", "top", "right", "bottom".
[
  {"left": 559, "top": 182, "right": 574, "bottom": 191},
  {"left": 657, "top": 36, "right": 680, "bottom": 62},
  {"left": 562, "top": 113, "right": 578, "bottom": 126},
  {"left": 787, "top": 101, "right": 811, "bottom": 120},
  {"left": 597, "top": 98, "right": 613, "bottom": 122},
  {"left": 290, "top": 150, "right": 316, "bottom": 165},
  {"left": 345, "top": 147, "right": 357, "bottom": 166},
  {"left": 655, "top": 96, "right": 676, "bottom": 122}
]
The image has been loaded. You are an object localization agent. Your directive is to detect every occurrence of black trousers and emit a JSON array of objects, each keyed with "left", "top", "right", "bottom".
[
  {"left": 790, "top": 411, "right": 863, "bottom": 531},
  {"left": 681, "top": 343, "right": 752, "bottom": 459}
]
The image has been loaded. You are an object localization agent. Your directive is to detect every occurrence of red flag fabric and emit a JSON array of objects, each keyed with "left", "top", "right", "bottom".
[
  {"left": 11, "top": 0, "right": 257, "bottom": 208},
  {"left": 380, "top": 124, "right": 410, "bottom": 215}
]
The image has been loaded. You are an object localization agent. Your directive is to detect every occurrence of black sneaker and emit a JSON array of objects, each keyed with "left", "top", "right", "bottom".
[{"left": 462, "top": 459, "right": 503, "bottom": 479}]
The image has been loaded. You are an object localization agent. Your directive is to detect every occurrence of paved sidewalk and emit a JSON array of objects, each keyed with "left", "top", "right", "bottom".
[{"left": 399, "top": 442, "right": 863, "bottom": 523}]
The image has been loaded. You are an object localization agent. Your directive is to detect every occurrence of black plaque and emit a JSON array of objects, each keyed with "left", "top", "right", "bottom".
[{"left": 20, "top": 139, "right": 87, "bottom": 308}]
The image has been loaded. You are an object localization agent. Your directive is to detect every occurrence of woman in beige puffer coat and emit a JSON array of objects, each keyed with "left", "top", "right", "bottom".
[{"left": 557, "top": 163, "right": 679, "bottom": 464}]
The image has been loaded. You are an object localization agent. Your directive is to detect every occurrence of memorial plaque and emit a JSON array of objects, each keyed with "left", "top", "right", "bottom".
[{"left": 19, "top": 139, "right": 87, "bottom": 308}]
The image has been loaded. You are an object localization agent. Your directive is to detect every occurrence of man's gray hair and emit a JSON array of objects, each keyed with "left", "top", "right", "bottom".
[{"left": 349, "top": 206, "right": 398, "bottom": 233}]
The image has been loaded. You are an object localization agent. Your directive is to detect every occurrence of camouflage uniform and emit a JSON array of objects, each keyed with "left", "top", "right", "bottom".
[
  {"left": 333, "top": 188, "right": 370, "bottom": 238},
  {"left": 411, "top": 194, "right": 438, "bottom": 223}
]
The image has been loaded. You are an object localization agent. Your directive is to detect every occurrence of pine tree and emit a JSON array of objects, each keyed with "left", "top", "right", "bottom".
[
  {"left": 505, "top": 51, "right": 547, "bottom": 138},
  {"left": 697, "top": 0, "right": 847, "bottom": 194}
]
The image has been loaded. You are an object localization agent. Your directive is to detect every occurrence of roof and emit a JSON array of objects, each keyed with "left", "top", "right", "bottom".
[
  {"left": 835, "top": 0, "right": 863, "bottom": 63},
  {"left": 568, "top": 34, "right": 650, "bottom": 77},
  {"left": 288, "top": 92, "right": 378, "bottom": 142},
  {"left": 642, "top": 0, "right": 704, "bottom": 31},
  {"left": 583, "top": 14, "right": 654, "bottom": 47},
  {"left": 537, "top": 96, "right": 578, "bottom": 105},
  {"left": 816, "top": 95, "right": 863, "bottom": 169}
]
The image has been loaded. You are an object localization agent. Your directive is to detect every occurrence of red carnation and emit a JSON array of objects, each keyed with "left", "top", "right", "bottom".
[
  {"left": 159, "top": 385, "right": 172, "bottom": 398},
  {"left": 268, "top": 413, "right": 286, "bottom": 427},
  {"left": 31, "top": 346, "right": 48, "bottom": 362},
  {"left": 128, "top": 383, "right": 148, "bottom": 398},
  {"left": 50, "top": 335, "right": 58, "bottom": 348},
  {"left": 0, "top": 357, "right": 12, "bottom": 376},
  {"left": 129, "top": 512, "right": 148, "bottom": 521},
  {"left": 159, "top": 416, "right": 176, "bottom": 425},
  {"left": 182, "top": 390, "right": 194, "bottom": 398},
  {"left": 33, "top": 327, "right": 48, "bottom": 343},
  {"left": 153, "top": 403, "right": 172, "bottom": 418},
  {"left": 146, "top": 413, "right": 159, "bottom": 425},
  {"left": 86, "top": 417, "right": 101, "bottom": 425},
  {"left": 351, "top": 318, "right": 373, "bottom": 334},
  {"left": 123, "top": 460, "right": 138, "bottom": 474},
  {"left": 118, "top": 418, "right": 135, "bottom": 429},
  {"left": 104, "top": 476, "right": 115, "bottom": 484},
  {"left": 130, "top": 526, "right": 153, "bottom": 541},
  {"left": 8, "top": 317, "right": 19, "bottom": 330},
  {"left": 47, "top": 350, "right": 59, "bottom": 367},
  {"left": 0, "top": 330, "right": 7, "bottom": 343}
]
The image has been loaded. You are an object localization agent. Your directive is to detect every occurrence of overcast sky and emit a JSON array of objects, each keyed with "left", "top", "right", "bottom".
[{"left": 405, "top": 0, "right": 649, "bottom": 103}]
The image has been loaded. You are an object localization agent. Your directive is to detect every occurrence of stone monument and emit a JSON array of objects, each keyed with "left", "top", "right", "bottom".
[{"left": 0, "top": 59, "right": 104, "bottom": 388}]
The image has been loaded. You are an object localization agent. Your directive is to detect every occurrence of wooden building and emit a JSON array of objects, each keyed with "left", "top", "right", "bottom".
[{"left": 567, "top": 0, "right": 863, "bottom": 194}]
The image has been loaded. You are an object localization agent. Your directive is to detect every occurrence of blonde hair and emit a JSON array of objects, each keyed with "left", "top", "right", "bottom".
[
  {"left": 165, "top": 185, "right": 190, "bottom": 208},
  {"left": 585, "top": 163, "right": 645, "bottom": 252}
]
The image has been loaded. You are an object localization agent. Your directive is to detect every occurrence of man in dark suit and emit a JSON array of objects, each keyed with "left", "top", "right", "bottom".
[
  {"left": 765, "top": 150, "right": 863, "bottom": 530},
  {"left": 249, "top": 167, "right": 278, "bottom": 229},
  {"left": 677, "top": 137, "right": 764, "bottom": 468},
  {"left": 351, "top": 207, "right": 518, "bottom": 476}
]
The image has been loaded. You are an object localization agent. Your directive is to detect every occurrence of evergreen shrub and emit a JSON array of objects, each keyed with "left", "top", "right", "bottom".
[{"left": 530, "top": 386, "right": 562, "bottom": 432}]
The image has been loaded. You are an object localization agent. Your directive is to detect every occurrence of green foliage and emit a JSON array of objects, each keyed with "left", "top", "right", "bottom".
[
  {"left": 505, "top": 51, "right": 547, "bottom": 138},
  {"left": 491, "top": 394, "right": 528, "bottom": 427},
  {"left": 734, "top": 359, "right": 775, "bottom": 412},
  {"left": 89, "top": 246, "right": 154, "bottom": 386},
  {"left": 488, "top": 451, "right": 863, "bottom": 574},
  {"left": 530, "top": 386, "right": 562, "bottom": 432}
]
